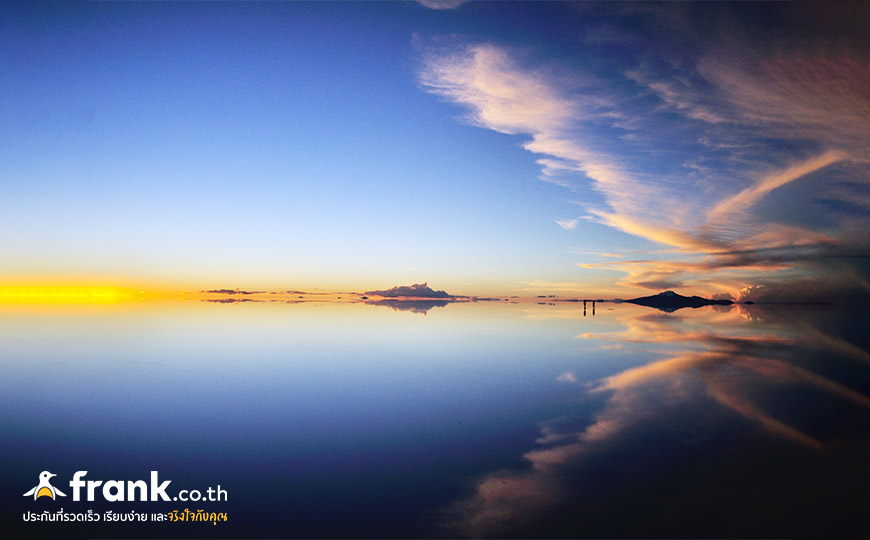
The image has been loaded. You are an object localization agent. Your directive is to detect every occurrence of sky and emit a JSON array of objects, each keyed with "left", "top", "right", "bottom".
[{"left": 2, "top": 1, "right": 868, "bottom": 300}]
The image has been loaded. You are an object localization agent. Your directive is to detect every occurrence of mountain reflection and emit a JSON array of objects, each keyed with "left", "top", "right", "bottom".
[
  {"left": 364, "top": 298, "right": 451, "bottom": 315},
  {"left": 440, "top": 304, "right": 870, "bottom": 539}
]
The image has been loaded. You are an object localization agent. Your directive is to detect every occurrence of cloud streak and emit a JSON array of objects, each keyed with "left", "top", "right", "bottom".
[
  {"left": 419, "top": 43, "right": 657, "bottom": 226},
  {"left": 416, "top": 0, "right": 468, "bottom": 10},
  {"left": 698, "top": 51, "right": 870, "bottom": 159},
  {"left": 419, "top": 44, "right": 577, "bottom": 137},
  {"left": 706, "top": 150, "right": 847, "bottom": 227},
  {"left": 418, "top": 12, "right": 870, "bottom": 298}
]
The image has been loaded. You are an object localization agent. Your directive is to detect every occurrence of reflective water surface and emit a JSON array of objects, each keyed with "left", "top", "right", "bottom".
[{"left": 3, "top": 299, "right": 869, "bottom": 538}]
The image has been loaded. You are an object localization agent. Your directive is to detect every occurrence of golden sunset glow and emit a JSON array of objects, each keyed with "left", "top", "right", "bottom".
[{"left": 0, "top": 286, "right": 138, "bottom": 304}]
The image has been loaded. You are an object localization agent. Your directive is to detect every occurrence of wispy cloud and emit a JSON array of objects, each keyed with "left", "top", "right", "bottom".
[
  {"left": 419, "top": 34, "right": 870, "bottom": 297},
  {"left": 626, "top": 66, "right": 726, "bottom": 124},
  {"left": 555, "top": 371, "right": 577, "bottom": 384},
  {"left": 419, "top": 44, "right": 577, "bottom": 137},
  {"left": 706, "top": 150, "right": 847, "bottom": 227},
  {"left": 416, "top": 0, "right": 468, "bottom": 10},
  {"left": 698, "top": 52, "right": 870, "bottom": 159},
  {"left": 419, "top": 43, "right": 653, "bottom": 219},
  {"left": 555, "top": 218, "right": 579, "bottom": 230}
]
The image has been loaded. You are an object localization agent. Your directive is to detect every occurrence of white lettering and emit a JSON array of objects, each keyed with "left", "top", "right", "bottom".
[
  {"left": 102, "top": 480, "right": 124, "bottom": 502},
  {"left": 149, "top": 471, "right": 171, "bottom": 502},
  {"left": 128, "top": 480, "right": 148, "bottom": 501},
  {"left": 87, "top": 480, "right": 103, "bottom": 501},
  {"left": 70, "top": 471, "right": 88, "bottom": 502}
]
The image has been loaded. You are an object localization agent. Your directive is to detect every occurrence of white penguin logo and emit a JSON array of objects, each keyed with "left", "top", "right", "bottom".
[{"left": 23, "top": 471, "right": 67, "bottom": 500}]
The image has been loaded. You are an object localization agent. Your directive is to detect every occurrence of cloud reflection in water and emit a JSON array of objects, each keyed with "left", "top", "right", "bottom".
[{"left": 440, "top": 304, "right": 870, "bottom": 538}]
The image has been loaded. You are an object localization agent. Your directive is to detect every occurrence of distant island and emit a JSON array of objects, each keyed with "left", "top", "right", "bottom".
[
  {"left": 625, "top": 290, "right": 738, "bottom": 313},
  {"left": 201, "top": 288, "right": 264, "bottom": 295},
  {"left": 364, "top": 282, "right": 454, "bottom": 299}
]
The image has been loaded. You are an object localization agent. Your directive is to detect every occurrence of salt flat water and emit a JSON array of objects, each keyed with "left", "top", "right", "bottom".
[{"left": 4, "top": 299, "right": 870, "bottom": 538}]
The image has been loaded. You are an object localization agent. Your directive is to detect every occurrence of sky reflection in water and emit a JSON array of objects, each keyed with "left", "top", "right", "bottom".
[{"left": 3, "top": 300, "right": 869, "bottom": 538}]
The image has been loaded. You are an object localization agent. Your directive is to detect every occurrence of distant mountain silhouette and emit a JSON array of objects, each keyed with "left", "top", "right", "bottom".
[
  {"left": 625, "top": 290, "right": 734, "bottom": 312},
  {"left": 202, "top": 289, "right": 264, "bottom": 295},
  {"left": 364, "top": 282, "right": 453, "bottom": 299}
]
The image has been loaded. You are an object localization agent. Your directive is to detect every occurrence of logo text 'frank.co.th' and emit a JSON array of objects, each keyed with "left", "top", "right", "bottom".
[{"left": 70, "top": 471, "right": 171, "bottom": 502}]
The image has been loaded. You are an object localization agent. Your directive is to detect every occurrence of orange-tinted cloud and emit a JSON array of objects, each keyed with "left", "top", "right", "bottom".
[{"left": 420, "top": 31, "right": 870, "bottom": 297}]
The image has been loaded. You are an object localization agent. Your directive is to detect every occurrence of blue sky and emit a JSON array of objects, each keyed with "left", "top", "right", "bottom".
[{"left": 2, "top": 1, "right": 868, "bottom": 299}]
